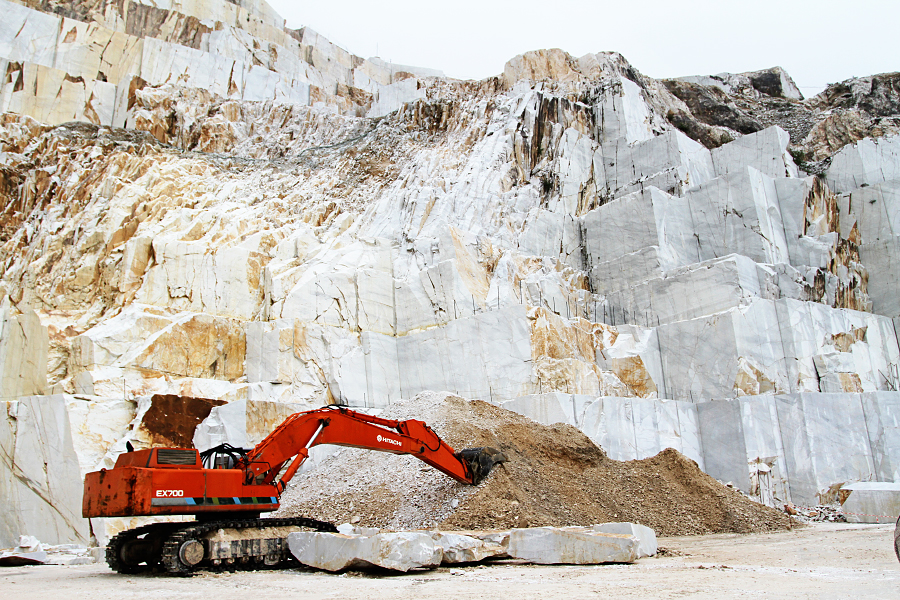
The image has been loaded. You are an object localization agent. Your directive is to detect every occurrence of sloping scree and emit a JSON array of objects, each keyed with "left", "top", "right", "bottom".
[{"left": 277, "top": 393, "right": 793, "bottom": 537}]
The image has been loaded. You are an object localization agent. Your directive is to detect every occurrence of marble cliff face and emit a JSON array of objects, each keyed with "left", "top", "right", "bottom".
[{"left": 1, "top": 0, "right": 899, "bottom": 546}]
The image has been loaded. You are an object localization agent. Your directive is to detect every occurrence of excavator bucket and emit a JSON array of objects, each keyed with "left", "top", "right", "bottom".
[{"left": 456, "top": 447, "right": 508, "bottom": 484}]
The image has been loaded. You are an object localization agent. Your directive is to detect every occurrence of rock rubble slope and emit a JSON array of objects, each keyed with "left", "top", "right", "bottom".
[{"left": 0, "top": 0, "right": 899, "bottom": 547}]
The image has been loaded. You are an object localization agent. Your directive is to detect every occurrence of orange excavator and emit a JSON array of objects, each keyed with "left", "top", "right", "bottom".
[{"left": 83, "top": 405, "right": 507, "bottom": 574}]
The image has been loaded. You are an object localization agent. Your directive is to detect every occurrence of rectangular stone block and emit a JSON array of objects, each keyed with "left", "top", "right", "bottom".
[
  {"left": 686, "top": 166, "right": 790, "bottom": 265},
  {"left": 826, "top": 134, "right": 900, "bottom": 193},
  {"left": 840, "top": 482, "right": 900, "bottom": 524},
  {"left": 659, "top": 299, "right": 787, "bottom": 401},
  {"left": 507, "top": 527, "right": 637, "bottom": 564},
  {"left": 593, "top": 129, "right": 714, "bottom": 199},
  {"left": 582, "top": 187, "right": 698, "bottom": 270},
  {"left": 839, "top": 180, "right": 900, "bottom": 245},
  {"left": 0, "top": 396, "right": 90, "bottom": 547},
  {"left": 859, "top": 237, "right": 900, "bottom": 319}
]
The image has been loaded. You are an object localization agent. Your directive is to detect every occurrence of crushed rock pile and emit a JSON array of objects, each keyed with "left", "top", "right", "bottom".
[{"left": 277, "top": 393, "right": 794, "bottom": 536}]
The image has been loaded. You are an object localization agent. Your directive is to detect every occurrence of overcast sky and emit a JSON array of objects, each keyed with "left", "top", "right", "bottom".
[{"left": 267, "top": 0, "right": 897, "bottom": 98}]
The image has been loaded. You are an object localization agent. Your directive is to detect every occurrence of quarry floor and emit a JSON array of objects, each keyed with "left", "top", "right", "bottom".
[{"left": 2, "top": 523, "right": 896, "bottom": 599}]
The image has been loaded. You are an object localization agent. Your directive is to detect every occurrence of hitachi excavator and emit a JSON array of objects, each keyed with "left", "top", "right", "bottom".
[{"left": 83, "top": 405, "right": 507, "bottom": 574}]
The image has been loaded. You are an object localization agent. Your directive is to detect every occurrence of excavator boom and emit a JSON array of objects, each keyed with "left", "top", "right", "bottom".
[{"left": 244, "top": 406, "right": 489, "bottom": 491}]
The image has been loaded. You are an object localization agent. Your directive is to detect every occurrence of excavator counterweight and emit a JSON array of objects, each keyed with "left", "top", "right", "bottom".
[{"left": 83, "top": 405, "right": 507, "bottom": 574}]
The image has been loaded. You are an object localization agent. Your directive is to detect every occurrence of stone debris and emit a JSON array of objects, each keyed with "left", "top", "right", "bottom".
[
  {"left": 783, "top": 503, "right": 846, "bottom": 523},
  {"left": 507, "top": 527, "right": 638, "bottom": 565},
  {"left": 279, "top": 394, "right": 794, "bottom": 537},
  {"left": 0, "top": 535, "right": 96, "bottom": 566}
]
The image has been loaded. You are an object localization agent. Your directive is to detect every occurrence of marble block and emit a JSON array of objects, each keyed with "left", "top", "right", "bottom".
[
  {"left": 506, "top": 527, "right": 638, "bottom": 564},
  {"left": 686, "top": 167, "right": 790, "bottom": 265},
  {"left": 840, "top": 482, "right": 900, "bottom": 524},
  {"left": 287, "top": 531, "right": 442, "bottom": 572},
  {"left": 591, "top": 522, "right": 657, "bottom": 558}
]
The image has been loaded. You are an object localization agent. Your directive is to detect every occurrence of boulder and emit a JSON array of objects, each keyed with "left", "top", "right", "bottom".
[{"left": 287, "top": 531, "right": 442, "bottom": 572}]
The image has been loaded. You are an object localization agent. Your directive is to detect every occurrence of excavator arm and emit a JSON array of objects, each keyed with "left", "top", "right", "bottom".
[{"left": 241, "top": 406, "right": 504, "bottom": 492}]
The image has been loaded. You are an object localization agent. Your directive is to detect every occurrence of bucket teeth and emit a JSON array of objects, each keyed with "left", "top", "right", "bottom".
[{"left": 456, "top": 447, "right": 508, "bottom": 484}]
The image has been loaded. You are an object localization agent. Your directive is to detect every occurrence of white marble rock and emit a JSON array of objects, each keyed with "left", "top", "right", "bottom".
[
  {"left": 430, "top": 532, "right": 506, "bottom": 563},
  {"left": 590, "top": 522, "right": 657, "bottom": 558},
  {"left": 826, "top": 134, "right": 900, "bottom": 193},
  {"left": 0, "top": 396, "right": 90, "bottom": 548},
  {"left": 711, "top": 126, "right": 799, "bottom": 180},
  {"left": 506, "top": 527, "right": 638, "bottom": 564},
  {"left": 840, "top": 482, "right": 900, "bottom": 524},
  {"left": 287, "top": 531, "right": 442, "bottom": 572}
]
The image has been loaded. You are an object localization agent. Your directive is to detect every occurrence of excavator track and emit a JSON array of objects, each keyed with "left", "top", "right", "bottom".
[
  {"left": 107, "top": 517, "right": 337, "bottom": 575},
  {"left": 106, "top": 521, "right": 186, "bottom": 574}
]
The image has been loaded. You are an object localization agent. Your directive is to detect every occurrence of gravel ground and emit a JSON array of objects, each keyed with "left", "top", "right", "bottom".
[{"left": 2, "top": 524, "right": 896, "bottom": 599}]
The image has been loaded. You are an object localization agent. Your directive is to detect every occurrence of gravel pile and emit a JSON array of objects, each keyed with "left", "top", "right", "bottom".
[{"left": 277, "top": 393, "right": 794, "bottom": 537}]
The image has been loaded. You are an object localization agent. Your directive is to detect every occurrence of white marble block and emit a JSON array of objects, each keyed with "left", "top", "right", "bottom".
[
  {"left": 287, "top": 531, "right": 442, "bottom": 572},
  {"left": 840, "top": 482, "right": 900, "bottom": 524},
  {"left": 507, "top": 527, "right": 638, "bottom": 564},
  {"left": 591, "top": 522, "right": 657, "bottom": 558}
]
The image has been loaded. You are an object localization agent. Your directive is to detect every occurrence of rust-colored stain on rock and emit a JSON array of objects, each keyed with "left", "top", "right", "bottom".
[{"left": 139, "top": 394, "right": 226, "bottom": 448}]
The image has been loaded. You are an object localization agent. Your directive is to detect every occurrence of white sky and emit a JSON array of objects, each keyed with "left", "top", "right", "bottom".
[{"left": 267, "top": 0, "right": 898, "bottom": 98}]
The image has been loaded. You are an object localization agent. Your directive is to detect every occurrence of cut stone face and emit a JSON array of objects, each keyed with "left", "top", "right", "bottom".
[
  {"left": 711, "top": 126, "right": 799, "bottom": 180},
  {"left": 826, "top": 135, "right": 900, "bottom": 193},
  {"left": 840, "top": 482, "right": 900, "bottom": 524},
  {"left": 506, "top": 527, "right": 638, "bottom": 564},
  {"left": 591, "top": 522, "right": 657, "bottom": 558},
  {"left": 0, "top": 396, "right": 90, "bottom": 548}
]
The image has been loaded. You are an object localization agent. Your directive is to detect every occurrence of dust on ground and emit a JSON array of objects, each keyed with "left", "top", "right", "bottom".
[{"left": 277, "top": 393, "right": 794, "bottom": 536}]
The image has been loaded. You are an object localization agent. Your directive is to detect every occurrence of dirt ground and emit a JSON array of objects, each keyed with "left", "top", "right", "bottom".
[{"left": 3, "top": 523, "right": 896, "bottom": 599}]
